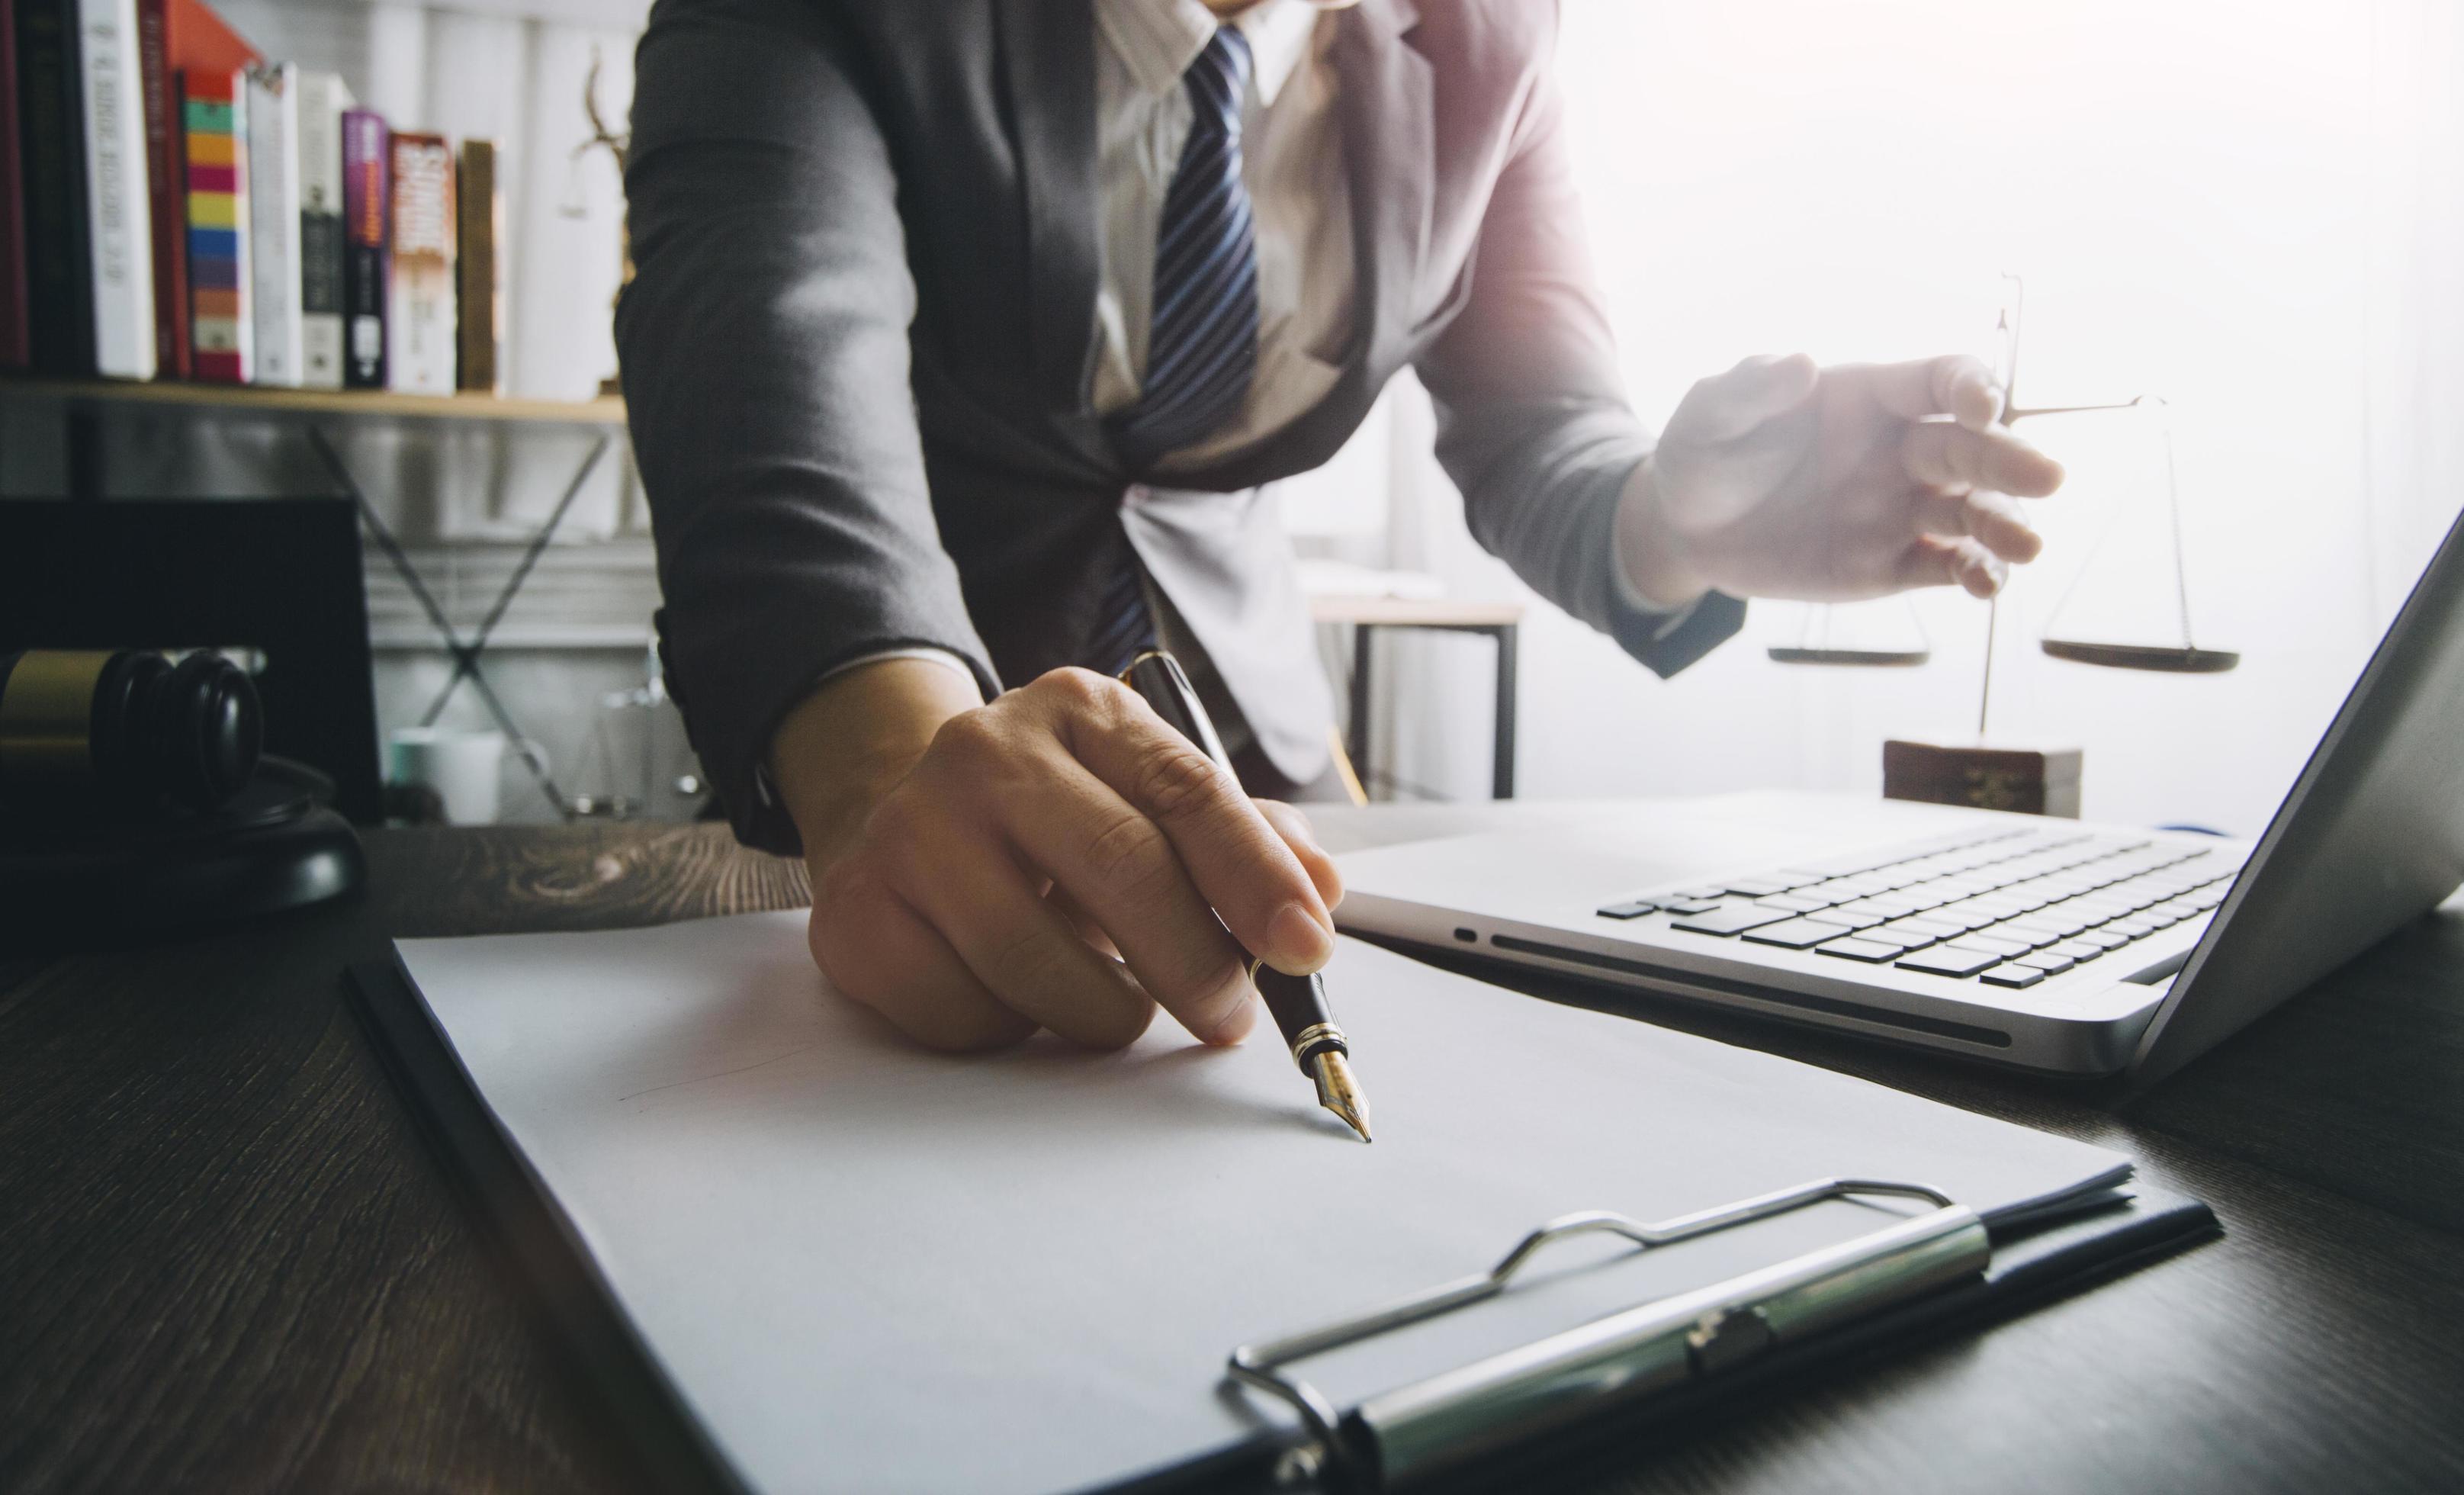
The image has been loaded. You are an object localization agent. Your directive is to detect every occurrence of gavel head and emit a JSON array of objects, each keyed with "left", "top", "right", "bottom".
[{"left": 0, "top": 649, "right": 263, "bottom": 815}]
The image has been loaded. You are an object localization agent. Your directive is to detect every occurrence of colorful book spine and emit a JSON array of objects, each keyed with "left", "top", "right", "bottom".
[
  {"left": 139, "top": 0, "right": 260, "bottom": 380},
  {"left": 294, "top": 68, "right": 349, "bottom": 388},
  {"left": 15, "top": 0, "right": 95, "bottom": 374},
  {"left": 179, "top": 65, "right": 246, "bottom": 381},
  {"left": 454, "top": 137, "right": 499, "bottom": 394},
  {"left": 75, "top": 0, "right": 154, "bottom": 378},
  {"left": 242, "top": 59, "right": 297, "bottom": 384},
  {"left": 386, "top": 129, "right": 452, "bottom": 394},
  {"left": 339, "top": 106, "right": 385, "bottom": 388},
  {"left": 0, "top": 0, "right": 28, "bottom": 368}
]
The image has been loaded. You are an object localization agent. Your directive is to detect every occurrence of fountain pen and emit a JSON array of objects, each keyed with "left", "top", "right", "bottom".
[{"left": 1120, "top": 650, "right": 1373, "bottom": 1143}]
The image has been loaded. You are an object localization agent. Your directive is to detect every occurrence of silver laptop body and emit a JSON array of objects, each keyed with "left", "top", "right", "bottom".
[{"left": 1336, "top": 503, "right": 2464, "bottom": 1080}]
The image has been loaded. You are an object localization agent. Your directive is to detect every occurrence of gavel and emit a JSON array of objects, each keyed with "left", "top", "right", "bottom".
[{"left": 0, "top": 649, "right": 262, "bottom": 815}]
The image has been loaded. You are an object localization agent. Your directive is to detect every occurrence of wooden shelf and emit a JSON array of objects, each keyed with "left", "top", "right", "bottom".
[{"left": 0, "top": 376, "right": 627, "bottom": 427}]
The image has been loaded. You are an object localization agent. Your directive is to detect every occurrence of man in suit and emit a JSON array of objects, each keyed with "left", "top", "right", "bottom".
[{"left": 617, "top": 0, "right": 2064, "bottom": 1054}]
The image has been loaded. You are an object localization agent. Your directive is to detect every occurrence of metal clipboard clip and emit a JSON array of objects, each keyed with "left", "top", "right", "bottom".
[{"left": 1226, "top": 1178, "right": 1990, "bottom": 1491}]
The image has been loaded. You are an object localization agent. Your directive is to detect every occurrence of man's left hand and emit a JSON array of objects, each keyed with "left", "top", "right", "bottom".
[{"left": 1615, "top": 352, "right": 2067, "bottom": 608}]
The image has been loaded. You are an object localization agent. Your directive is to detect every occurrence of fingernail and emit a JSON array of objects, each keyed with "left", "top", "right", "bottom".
[{"left": 1267, "top": 901, "right": 1335, "bottom": 974}]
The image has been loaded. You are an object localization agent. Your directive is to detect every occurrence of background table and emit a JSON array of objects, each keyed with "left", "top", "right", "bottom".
[
  {"left": 1310, "top": 595, "right": 1524, "bottom": 801},
  {"left": 4, "top": 805, "right": 2462, "bottom": 1492}
]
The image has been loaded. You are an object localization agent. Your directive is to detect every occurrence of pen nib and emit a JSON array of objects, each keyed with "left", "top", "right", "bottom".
[{"left": 1310, "top": 1050, "right": 1373, "bottom": 1143}]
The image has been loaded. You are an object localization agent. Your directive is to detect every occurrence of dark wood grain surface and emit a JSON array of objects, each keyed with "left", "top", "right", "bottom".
[{"left": 4, "top": 815, "right": 2461, "bottom": 1493}]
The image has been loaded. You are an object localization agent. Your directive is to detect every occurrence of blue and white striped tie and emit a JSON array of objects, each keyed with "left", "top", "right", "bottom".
[
  {"left": 1087, "top": 28, "right": 1260, "bottom": 677},
  {"left": 1109, "top": 27, "right": 1261, "bottom": 471}
]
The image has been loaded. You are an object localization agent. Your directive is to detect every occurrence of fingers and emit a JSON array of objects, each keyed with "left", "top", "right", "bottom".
[
  {"left": 992, "top": 749, "right": 1258, "bottom": 1046},
  {"left": 1901, "top": 420, "right": 2065, "bottom": 500},
  {"left": 1864, "top": 354, "right": 2004, "bottom": 430},
  {"left": 808, "top": 873, "right": 1038, "bottom": 1053},
  {"left": 1254, "top": 799, "right": 1344, "bottom": 913},
  {"left": 897, "top": 826, "right": 1160, "bottom": 1050},
  {"left": 1045, "top": 881, "right": 1123, "bottom": 960},
  {"left": 1046, "top": 674, "right": 1336, "bottom": 977},
  {"left": 1912, "top": 487, "right": 2044, "bottom": 565},
  {"left": 806, "top": 667, "right": 1342, "bottom": 1056},
  {"left": 1894, "top": 535, "right": 2008, "bottom": 598},
  {"left": 1668, "top": 352, "right": 1820, "bottom": 444}
]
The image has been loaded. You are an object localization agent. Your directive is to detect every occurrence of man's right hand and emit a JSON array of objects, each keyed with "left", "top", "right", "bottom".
[{"left": 768, "top": 660, "right": 1343, "bottom": 1053}]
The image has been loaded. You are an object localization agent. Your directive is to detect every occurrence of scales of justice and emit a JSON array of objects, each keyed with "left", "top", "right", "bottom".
[{"left": 1771, "top": 277, "right": 2240, "bottom": 817}]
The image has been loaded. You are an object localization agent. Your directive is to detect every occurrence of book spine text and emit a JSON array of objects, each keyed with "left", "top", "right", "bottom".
[
  {"left": 386, "top": 128, "right": 451, "bottom": 394},
  {"left": 339, "top": 105, "right": 385, "bottom": 388}
]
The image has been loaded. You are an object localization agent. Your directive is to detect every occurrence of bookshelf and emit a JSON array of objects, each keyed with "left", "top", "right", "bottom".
[{"left": 0, "top": 377, "right": 626, "bottom": 427}]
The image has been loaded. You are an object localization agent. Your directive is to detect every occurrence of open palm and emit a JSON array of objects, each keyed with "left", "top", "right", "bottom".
[{"left": 1626, "top": 353, "right": 2066, "bottom": 606}]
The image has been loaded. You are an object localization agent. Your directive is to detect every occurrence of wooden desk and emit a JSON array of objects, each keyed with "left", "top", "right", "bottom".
[
  {"left": 1309, "top": 595, "right": 1525, "bottom": 801},
  {"left": 5, "top": 809, "right": 2462, "bottom": 1492}
]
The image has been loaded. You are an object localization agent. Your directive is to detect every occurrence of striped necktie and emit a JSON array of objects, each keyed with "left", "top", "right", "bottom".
[
  {"left": 1109, "top": 26, "right": 1261, "bottom": 470},
  {"left": 1087, "top": 27, "right": 1261, "bottom": 677}
]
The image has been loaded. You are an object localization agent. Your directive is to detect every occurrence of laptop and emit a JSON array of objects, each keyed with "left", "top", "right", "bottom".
[{"left": 1335, "top": 504, "right": 2464, "bottom": 1082}]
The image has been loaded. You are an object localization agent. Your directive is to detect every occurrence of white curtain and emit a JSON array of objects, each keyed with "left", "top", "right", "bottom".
[{"left": 1378, "top": 0, "right": 2464, "bottom": 834}]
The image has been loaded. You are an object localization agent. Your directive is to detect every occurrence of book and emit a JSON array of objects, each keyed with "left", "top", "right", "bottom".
[
  {"left": 73, "top": 0, "right": 153, "bottom": 378},
  {"left": 385, "top": 128, "right": 452, "bottom": 394},
  {"left": 0, "top": 0, "right": 27, "bottom": 368},
  {"left": 293, "top": 68, "right": 349, "bottom": 388},
  {"left": 135, "top": 0, "right": 258, "bottom": 379},
  {"left": 241, "top": 59, "right": 297, "bottom": 384},
  {"left": 454, "top": 137, "right": 498, "bottom": 394},
  {"left": 339, "top": 106, "right": 384, "bottom": 387},
  {"left": 14, "top": 0, "right": 95, "bottom": 373},
  {"left": 178, "top": 64, "right": 246, "bottom": 381}
]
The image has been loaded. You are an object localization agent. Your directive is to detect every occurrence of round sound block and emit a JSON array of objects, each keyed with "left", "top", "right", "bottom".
[{"left": 0, "top": 759, "right": 365, "bottom": 950}]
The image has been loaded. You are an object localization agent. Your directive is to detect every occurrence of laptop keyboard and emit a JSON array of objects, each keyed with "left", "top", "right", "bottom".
[{"left": 1595, "top": 827, "right": 2241, "bottom": 991}]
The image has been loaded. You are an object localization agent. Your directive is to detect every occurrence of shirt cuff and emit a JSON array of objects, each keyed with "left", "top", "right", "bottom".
[
  {"left": 816, "top": 645, "right": 988, "bottom": 700},
  {"left": 1610, "top": 535, "right": 1707, "bottom": 645},
  {"left": 744, "top": 646, "right": 987, "bottom": 828}
]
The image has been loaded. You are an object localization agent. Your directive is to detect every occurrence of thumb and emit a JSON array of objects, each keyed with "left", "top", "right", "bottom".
[{"left": 1671, "top": 352, "right": 1819, "bottom": 444}]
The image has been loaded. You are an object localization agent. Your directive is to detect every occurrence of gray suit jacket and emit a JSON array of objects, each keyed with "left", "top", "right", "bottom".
[{"left": 618, "top": 0, "right": 1746, "bottom": 854}]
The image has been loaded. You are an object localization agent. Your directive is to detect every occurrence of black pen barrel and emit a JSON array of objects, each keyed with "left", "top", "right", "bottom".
[
  {"left": 1120, "top": 649, "right": 1354, "bottom": 1082},
  {"left": 1120, "top": 651, "right": 1231, "bottom": 767},
  {"left": 1253, "top": 965, "right": 1349, "bottom": 1073}
]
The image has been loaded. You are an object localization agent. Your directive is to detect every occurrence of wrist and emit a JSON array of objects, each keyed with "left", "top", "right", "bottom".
[
  {"left": 1614, "top": 458, "right": 1712, "bottom": 612},
  {"left": 769, "top": 657, "right": 979, "bottom": 866}
]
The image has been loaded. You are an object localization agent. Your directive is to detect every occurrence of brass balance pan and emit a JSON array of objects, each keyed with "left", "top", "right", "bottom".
[
  {"left": 2039, "top": 639, "right": 2240, "bottom": 674},
  {"left": 1765, "top": 647, "right": 1932, "bottom": 667}
]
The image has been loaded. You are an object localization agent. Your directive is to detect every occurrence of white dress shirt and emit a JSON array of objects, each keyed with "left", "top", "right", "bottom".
[{"left": 1089, "top": 0, "right": 1356, "bottom": 472}]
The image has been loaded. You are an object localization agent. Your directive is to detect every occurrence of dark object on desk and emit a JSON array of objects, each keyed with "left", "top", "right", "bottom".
[
  {"left": 0, "top": 650, "right": 359, "bottom": 948},
  {"left": 0, "top": 497, "right": 383, "bottom": 822},
  {"left": 1123, "top": 647, "right": 1371, "bottom": 1142},
  {"left": 0, "top": 648, "right": 260, "bottom": 813},
  {"left": 1881, "top": 739, "right": 2083, "bottom": 818},
  {"left": 0, "top": 751, "right": 363, "bottom": 949}
]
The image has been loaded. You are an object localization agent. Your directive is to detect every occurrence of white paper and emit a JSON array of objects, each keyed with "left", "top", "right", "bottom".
[{"left": 398, "top": 913, "right": 2129, "bottom": 1494}]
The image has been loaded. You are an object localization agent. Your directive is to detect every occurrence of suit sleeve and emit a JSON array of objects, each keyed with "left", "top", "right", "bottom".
[
  {"left": 1410, "top": 10, "right": 1744, "bottom": 677},
  {"left": 618, "top": 0, "right": 997, "bottom": 855}
]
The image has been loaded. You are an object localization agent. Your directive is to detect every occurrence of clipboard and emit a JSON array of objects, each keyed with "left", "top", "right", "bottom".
[{"left": 347, "top": 942, "right": 2216, "bottom": 1495}]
